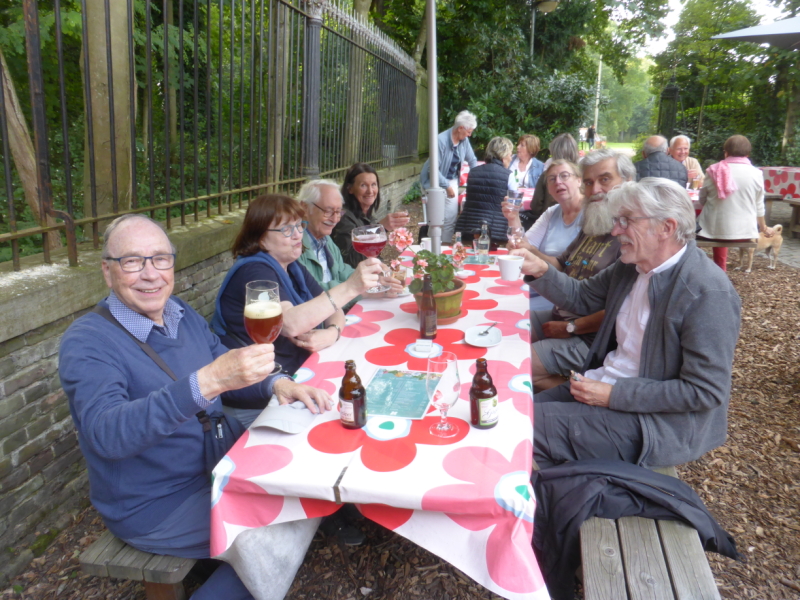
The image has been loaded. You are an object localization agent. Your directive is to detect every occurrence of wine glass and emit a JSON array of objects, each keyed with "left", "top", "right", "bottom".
[
  {"left": 507, "top": 226, "right": 525, "bottom": 249},
  {"left": 427, "top": 352, "right": 460, "bottom": 438},
  {"left": 244, "top": 280, "right": 283, "bottom": 375},
  {"left": 351, "top": 224, "right": 390, "bottom": 293}
]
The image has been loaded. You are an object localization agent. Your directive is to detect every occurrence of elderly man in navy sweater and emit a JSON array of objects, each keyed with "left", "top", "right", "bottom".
[{"left": 60, "top": 214, "right": 331, "bottom": 599}]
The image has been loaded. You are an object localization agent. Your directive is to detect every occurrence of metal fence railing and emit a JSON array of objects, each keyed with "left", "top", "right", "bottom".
[{"left": 0, "top": 0, "right": 417, "bottom": 270}]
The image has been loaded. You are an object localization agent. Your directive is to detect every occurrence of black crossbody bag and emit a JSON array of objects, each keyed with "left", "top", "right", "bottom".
[{"left": 92, "top": 306, "right": 245, "bottom": 478}]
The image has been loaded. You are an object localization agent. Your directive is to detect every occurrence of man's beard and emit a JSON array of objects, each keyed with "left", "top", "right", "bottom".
[{"left": 581, "top": 196, "right": 614, "bottom": 236}]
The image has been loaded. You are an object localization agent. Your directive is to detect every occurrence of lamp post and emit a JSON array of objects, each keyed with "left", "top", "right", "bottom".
[{"left": 530, "top": 0, "right": 560, "bottom": 58}]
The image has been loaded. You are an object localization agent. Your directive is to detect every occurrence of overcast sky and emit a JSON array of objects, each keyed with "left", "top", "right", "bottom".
[{"left": 646, "top": 0, "right": 788, "bottom": 56}]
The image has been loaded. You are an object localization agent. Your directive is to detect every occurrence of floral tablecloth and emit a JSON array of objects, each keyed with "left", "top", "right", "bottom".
[
  {"left": 210, "top": 251, "right": 549, "bottom": 600},
  {"left": 760, "top": 166, "right": 800, "bottom": 199}
]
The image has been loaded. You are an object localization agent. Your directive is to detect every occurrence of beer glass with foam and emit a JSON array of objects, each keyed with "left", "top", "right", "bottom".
[{"left": 244, "top": 280, "right": 283, "bottom": 374}]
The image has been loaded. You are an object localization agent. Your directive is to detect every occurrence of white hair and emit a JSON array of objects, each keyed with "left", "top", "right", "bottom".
[
  {"left": 102, "top": 214, "right": 175, "bottom": 258},
  {"left": 296, "top": 179, "right": 342, "bottom": 206},
  {"left": 454, "top": 110, "right": 477, "bottom": 130},
  {"left": 643, "top": 136, "right": 668, "bottom": 156},
  {"left": 580, "top": 149, "right": 636, "bottom": 182},
  {"left": 670, "top": 135, "right": 691, "bottom": 148},
  {"left": 607, "top": 178, "right": 696, "bottom": 244}
]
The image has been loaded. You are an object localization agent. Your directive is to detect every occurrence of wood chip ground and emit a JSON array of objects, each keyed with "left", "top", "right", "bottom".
[{"left": 2, "top": 202, "right": 798, "bottom": 599}]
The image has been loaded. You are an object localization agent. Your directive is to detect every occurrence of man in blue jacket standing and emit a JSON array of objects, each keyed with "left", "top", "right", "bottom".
[
  {"left": 420, "top": 110, "right": 479, "bottom": 243},
  {"left": 60, "top": 214, "right": 329, "bottom": 599}
]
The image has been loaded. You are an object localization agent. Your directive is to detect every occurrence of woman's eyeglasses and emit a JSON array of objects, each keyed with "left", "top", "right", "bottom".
[
  {"left": 267, "top": 221, "right": 308, "bottom": 237},
  {"left": 545, "top": 172, "right": 576, "bottom": 185}
]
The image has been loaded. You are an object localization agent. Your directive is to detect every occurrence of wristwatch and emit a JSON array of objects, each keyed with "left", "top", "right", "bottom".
[{"left": 566, "top": 320, "right": 577, "bottom": 335}]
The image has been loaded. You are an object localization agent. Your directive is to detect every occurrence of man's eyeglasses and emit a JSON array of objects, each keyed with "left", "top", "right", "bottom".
[
  {"left": 611, "top": 216, "right": 653, "bottom": 230},
  {"left": 313, "top": 203, "right": 343, "bottom": 219},
  {"left": 267, "top": 221, "right": 308, "bottom": 237},
  {"left": 546, "top": 172, "right": 576, "bottom": 185},
  {"left": 105, "top": 254, "right": 176, "bottom": 272}
]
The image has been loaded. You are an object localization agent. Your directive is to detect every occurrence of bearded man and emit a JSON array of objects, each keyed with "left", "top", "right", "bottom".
[{"left": 526, "top": 150, "right": 636, "bottom": 392}]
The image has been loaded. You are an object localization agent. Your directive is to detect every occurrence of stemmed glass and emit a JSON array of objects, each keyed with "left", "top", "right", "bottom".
[
  {"left": 427, "top": 352, "right": 460, "bottom": 438},
  {"left": 507, "top": 226, "right": 525, "bottom": 249},
  {"left": 351, "top": 224, "right": 390, "bottom": 293},
  {"left": 244, "top": 281, "right": 283, "bottom": 375}
]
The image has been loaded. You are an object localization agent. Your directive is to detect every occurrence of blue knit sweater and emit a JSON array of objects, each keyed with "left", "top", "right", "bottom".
[{"left": 59, "top": 298, "right": 229, "bottom": 539}]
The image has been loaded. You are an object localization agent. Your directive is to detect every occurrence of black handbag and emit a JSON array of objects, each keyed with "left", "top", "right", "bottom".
[{"left": 92, "top": 306, "right": 245, "bottom": 478}]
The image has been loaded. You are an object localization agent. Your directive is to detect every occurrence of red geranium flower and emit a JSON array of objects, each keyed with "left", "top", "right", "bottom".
[
  {"left": 307, "top": 415, "right": 468, "bottom": 472},
  {"left": 365, "top": 328, "right": 486, "bottom": 370},
  {"left": 343, "top": 304, "right": 394, "bottom": 338},
  {"left": 421, "top": 440, "right": 543, "bottom": 594}
]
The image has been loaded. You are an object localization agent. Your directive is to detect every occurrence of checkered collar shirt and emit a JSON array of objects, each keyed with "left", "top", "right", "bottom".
[{"left": 107, "top": 291, "right": 184, "bottom": 342}]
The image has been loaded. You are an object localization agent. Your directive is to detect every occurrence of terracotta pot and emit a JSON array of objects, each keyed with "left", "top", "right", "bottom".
[{"left": 412, "top": 277, "right": 466, "bottom": 324}]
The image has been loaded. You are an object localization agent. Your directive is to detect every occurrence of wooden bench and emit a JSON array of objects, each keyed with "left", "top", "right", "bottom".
[
  {"left": 696, "top": 239, "right": 757, "bottom": 250},
  {"left": 80, "top": 530, "right": 197, "bottom": 600},
  {"left": 579, "top": 466, "right": 721, "bottom": 600}
]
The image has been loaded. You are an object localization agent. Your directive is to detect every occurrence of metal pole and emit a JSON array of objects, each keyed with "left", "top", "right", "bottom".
[
  {"left": 593, "top": 58, "right": 602, "bottom": 130},
  {"left": 425, "top": 0, "right": 444, "bottom": 255},
  {"left": 303, "top": 0, "right": 324, "bottom": 179},
  {"left": 530, "top": 5, "right": 536, "bottom": 59}
]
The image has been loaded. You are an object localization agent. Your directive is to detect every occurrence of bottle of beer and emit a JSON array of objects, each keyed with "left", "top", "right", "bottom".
[
  {"left": 419, "top": 274, "right": 437, "bottom": 340},
  {"left": 477, "top": 222, "right": 490, "bottom": 264},
  {"left": 470, "top": 358, "right": 498, "bottom": 429},
  {"left": 339, "top": 360, "right": 366, "bottom": 429}
]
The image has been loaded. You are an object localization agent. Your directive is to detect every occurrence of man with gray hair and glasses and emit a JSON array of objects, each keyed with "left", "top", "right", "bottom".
[
  {"left": 420, "top": 110, "right": 479, "bottom": 242},
  {"left": 635, "top": 135, "right": 688, "bottom": 188},
  {"left": 297, "top": 179, "right": 402, "bottom": 308},
  {"left": 60, "top": 214, "right": 328, "bottom": 599},
  {"left": 512, "top": 178, "right": 741, "bottom": 469}
]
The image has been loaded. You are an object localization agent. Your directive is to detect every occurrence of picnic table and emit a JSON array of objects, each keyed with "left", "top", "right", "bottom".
[
  {"left": 210, "top": 249, "right": 549, "bottom": 600},
  {"left": 760, "top": 167, "right": 800, "bottom": 237}
]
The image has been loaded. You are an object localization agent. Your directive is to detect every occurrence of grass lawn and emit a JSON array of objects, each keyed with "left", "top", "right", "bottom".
[{"left": 604, "top": 142, "right": 634, "bottom": 151}]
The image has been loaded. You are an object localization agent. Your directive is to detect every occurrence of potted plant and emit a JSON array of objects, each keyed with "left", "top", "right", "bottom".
[{"left": 388, "top": 228, "right": 466, "bottom": 324}]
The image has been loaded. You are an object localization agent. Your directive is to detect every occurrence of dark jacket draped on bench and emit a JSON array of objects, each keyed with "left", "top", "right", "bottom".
[{"left": 532, "top": 459, "right": 740, "bottom": 600}]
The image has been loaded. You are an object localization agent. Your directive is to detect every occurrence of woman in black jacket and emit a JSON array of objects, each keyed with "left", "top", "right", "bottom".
[{"left": 454, "top": 136, "right": 514, "bottom": 246}]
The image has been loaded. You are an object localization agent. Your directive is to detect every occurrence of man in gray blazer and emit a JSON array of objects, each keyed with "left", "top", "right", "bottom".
[{"left": 512, "top": 178, "right": 741, "bottom": 469}]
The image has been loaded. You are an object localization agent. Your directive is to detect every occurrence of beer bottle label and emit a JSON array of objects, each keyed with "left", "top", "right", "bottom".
[
  {"left": 421, "top": 313, "right": 436, "bottom": 337},
  {"left": 340, "top": 400, "right": 355, "bottom": 424},
  {"left": 479, "top": 395, "right": 499, "bottom": 426}
]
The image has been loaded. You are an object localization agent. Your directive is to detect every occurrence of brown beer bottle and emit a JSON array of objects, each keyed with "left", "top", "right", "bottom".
[
  {"left": 419, "top": 274, "right": 437, "bottom": 340},
  {"left": 339, "top": 360, "right": 367, "bottom": 429},
  {"left": 470, "top": 358, "right": 498, "bottom": 429}
]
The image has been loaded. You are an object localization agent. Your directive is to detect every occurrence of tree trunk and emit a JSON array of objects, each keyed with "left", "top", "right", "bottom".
[
  {"left": 0, "top": 47, "right": 61, "bottom": 248},
  {"left": 82, "top": 0, "right": 133, "bottom": 227},
  {"left": 783, "top": 64, "right": 800, "bottom": 152},
  {"left": 166, "top": 0, "right": 178, "bottom": 151},
  {"left": 412, "top": 17, "right": 427, "bottom": 65},
  {"left": 267, "top": 2, "right": 289, "bottom": 183},
  {"left": 342, "top": 1, "right": 371, "bottom": 166},
  {"left": 696, "top": 83, "right": 709, "bottom": 150}
]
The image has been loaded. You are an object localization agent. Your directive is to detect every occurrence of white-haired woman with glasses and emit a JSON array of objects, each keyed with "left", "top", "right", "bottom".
[{"left": 211, "top": 194, "right": 383, "bottom": 394}]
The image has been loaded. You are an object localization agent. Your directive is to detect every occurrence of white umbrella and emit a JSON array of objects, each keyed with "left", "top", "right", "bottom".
[{"left": 712, "top": 15, "right": 800, "bottom": 50}]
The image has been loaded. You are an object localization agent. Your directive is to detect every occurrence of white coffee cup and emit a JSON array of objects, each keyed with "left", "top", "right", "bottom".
[
  {"left": 497, "top": 255, "right": 524, "bottom": 281},
  {"left": 421, "top": 237, "right": 432, "bottom": 251}
]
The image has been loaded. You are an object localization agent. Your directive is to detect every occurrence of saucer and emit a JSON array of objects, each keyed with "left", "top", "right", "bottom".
[
  {"left": 464, "top": 325, "right": 502, "bottom": 348},
  {"left": 456, "top": 269, "right": 475, "bottom": 279}
]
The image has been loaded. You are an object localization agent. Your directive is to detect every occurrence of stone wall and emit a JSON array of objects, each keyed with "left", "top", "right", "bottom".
[{"left": 0, "top": 161, "right": 422, "bottom": 585}]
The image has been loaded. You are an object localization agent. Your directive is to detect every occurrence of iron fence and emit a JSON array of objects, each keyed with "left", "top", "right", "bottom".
[{"left": 0, "top": 0, "right": 418, "bottom": 270}]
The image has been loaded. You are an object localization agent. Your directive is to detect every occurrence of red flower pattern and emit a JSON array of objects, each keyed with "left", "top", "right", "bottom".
[
  {"left": 486, "top": 278, "right": 528, "bottom": 296},
  {"left": 365, "top": 328, "right": 486, "bottom": 370},
  {"left": 483, "top": 308, "right": 531, "bottom": 343},
  {"left": 421, "top": 440, "right": 542, "bottom": 593},
  {"left": 459, "top": 358, "right": 533, "bottom": 417},
  {"left": 307, "top": 415, "right": 468, "bottom": 472},
  {"left": 292, "top": 353, "right": 343, "bottom": 396},
  {"left": 343, "top": 304, "right": 395, "bottom": 338}
]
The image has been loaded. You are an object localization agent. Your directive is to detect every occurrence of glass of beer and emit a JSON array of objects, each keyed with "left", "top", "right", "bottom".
[
  {"left": 244, "top": 280, "right": 283, "bottom": 374},
  {"left": 351, "top": 224, "right": 390, "bottom": 293}
]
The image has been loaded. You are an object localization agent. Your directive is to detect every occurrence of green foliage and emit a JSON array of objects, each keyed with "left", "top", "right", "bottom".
[
  {"left": 598, "top": 56, "right": 654, "bottom": 142},
  {"left": 784, "top": 124, "right": 800, "bottom": 167},
  {"left": 407, "top": 250, "right": 456, "bottom": 295},
  {"left": 650, "top": 0, "right": 797, "bottom": 167},
  {"left": 402, "top": 181, "right": 422, "bottom": 205},
  {"left": 375, "top": 0, "right": 668, "bottom": 153}
]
